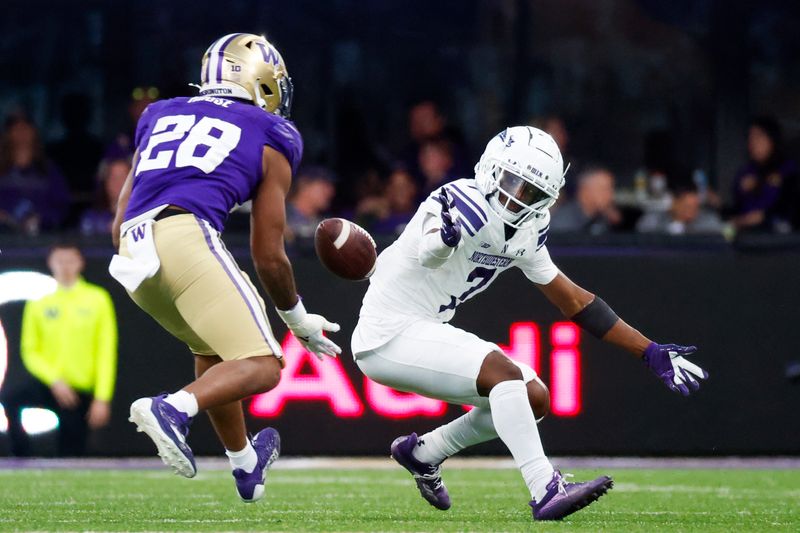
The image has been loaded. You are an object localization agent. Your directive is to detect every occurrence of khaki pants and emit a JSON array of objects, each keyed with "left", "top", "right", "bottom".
[{"left": 121, "top": 214, "right": 283, "bottom": 364}]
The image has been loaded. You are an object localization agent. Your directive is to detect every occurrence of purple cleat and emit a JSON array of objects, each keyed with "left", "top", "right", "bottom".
[
  {"left": 390, "top": 433, "right": 451, "bottom": 510},
  {"left": 233, "top": 427, "right": 281, "bottom": 503},
  {"left": 530, "top": 470, "right": 613, "bottom": 521},
  {"left": 129, "top": 394, "right": 196, "bottom": 478}
]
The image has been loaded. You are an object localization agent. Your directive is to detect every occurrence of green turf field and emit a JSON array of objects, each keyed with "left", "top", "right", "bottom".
[{"left": 0, "top": 467, "right": 798, "bottom": 532}]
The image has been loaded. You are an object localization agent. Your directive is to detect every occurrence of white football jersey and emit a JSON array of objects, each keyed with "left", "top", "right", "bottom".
[{"left": 351, "top": 178, "right": 559, "bottom": 355}]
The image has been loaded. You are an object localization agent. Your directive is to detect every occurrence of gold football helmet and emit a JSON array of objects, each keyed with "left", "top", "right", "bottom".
[{"left": 199, "top": 33, "right": 294, "bottom": 118}]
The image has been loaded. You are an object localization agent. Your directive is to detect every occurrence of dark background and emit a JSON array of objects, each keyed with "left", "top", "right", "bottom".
[
  {"left": 2, "top": 0, "right": 800, "bottom": 195},
  {"left": 1, "top": 0, "right": 800, "bottom": 456},
  {"left": 2, "top": 239, "right": 798, "bottom": 456}
]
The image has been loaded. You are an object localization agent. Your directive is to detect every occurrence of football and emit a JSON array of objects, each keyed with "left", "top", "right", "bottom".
[{"left": 314, "top": 218, "right": 377, "bottom": 281}]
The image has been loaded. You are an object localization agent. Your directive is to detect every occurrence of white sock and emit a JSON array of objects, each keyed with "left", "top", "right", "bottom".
[
  {"left": 489, "top": 380, "right": 554, "bottom": 501},
  {"left": 164, "top": 390, "right": 199, "bottom": 417},
  {"left": 226, "top": 441, "right": 258, "bottom": 473},
  {"left": 413, "top": 407, "right": 498, "bottom": 464}
]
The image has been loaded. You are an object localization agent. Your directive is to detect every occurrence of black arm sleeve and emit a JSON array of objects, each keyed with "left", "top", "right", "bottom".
[{"left": 570, "top": 296, "right": 619, "bottom": 338}]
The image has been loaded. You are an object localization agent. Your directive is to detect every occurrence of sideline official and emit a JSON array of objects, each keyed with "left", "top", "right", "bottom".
[{"left": 1, "top": 243, "right": 117, "bottom": 456}]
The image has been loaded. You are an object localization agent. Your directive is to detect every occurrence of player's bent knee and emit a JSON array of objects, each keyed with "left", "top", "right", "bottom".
[
  {"left": 247, "top": 355, "right": 282, "bottom": 394},
  {"left": 261, "top": 358, "right": 282, "bottom": 391},
  {"left": 477, "top": 351, "right": 525, "bottom": 395},
  {"left": 527, "top": 377, "right": 550, "bottom": 420},
  {"left": 487, "top": 351, "right": 525, "bottom": 381}
]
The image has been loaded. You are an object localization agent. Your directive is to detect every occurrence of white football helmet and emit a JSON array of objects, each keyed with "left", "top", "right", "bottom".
[{"left": 475, "top": 126, "right": 566, "bottom": 228}]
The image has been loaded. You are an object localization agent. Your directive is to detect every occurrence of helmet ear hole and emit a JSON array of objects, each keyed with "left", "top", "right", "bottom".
[{"left": 261, "top": 83, "right": 273, "bottom": 96}]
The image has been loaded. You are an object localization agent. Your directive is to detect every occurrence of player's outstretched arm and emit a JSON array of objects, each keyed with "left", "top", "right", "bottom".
[
  {"left": 251, "top": 146, "right": 299, "bottom": 310},
  {"left": 418, "top": 189, "right": 462, "bottom": 269},
  {"left": 112, "top": 151, "right": 139, "bottom": 250},
  {"left": 536, "top": 272, "right": 708, "bottom": 395},
  {"left": 251, "top": 146, "right": 341, "bottom": 359}
]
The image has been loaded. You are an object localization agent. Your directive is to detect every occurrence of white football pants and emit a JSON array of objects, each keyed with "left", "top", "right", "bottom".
[{"left": 354, "top": 320, "right": 538, "bottom": 407}]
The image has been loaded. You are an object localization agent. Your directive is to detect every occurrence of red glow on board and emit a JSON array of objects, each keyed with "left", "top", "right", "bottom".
[
  {"left": 364, "top": 379, "right": 447, "bottom": 419},
  {"left": 550, "top": 322, "right": 581, "bottom": 416},
  {"left": 463, "top": 321, "right": 541, "bottom": 412},
  {"left": 249, "top": 333, "right": 364, "bottom": 417},
  {"left": 497, "top": 321, "right": 541, "bottom": 373},
  {"left": 250, "top": 322, "right": 583, "bottom": 419}
]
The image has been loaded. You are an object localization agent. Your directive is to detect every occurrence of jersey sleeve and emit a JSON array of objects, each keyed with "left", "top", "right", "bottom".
[
  {"left": 447, "top": 182, "right": 489, "bottom": 237},
  {"left": 517, "top": 212, "right": 558, "bottom": 284},
  {"left": 263, "top": 118, "right": 304, "bottom": 175},
  {"left": 517, "top": 245, "right": 559, "bottom": 285},
  {"left": 133, "top": 101, "right": 164, "bottom": 150},
  {"left": 419, "top": 188, "right": 445, "bottom": 217},
  {"left": 421, "top": 182, "right": 489, "bottom": 239}
]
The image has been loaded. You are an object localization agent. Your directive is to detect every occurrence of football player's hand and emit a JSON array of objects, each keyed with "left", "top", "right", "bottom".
[
  {"left": 643, "top": 342, "right": 708, "bottom": 396},
  {"left": 277, "top": 300, "right": 342, "bottom": 360},
  {"left": 438, "top": 189, "right": 461, "bottom": 248},
  {"left": 289, "top": 313, "right": 342, "bottom": 360}
]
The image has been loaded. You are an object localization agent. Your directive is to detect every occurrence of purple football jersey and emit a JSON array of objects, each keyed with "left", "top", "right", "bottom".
[{"left": 124, "top": 96, "right": 303, "bottom": 231}]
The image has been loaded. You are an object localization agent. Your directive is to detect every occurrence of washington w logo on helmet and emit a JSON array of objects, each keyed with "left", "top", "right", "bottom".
[
  {"left": 197, "top": 33, "right": 294, "bottom": 118},
  {"left": 253, "top": 41, "right": 281, "bottom": 66}
]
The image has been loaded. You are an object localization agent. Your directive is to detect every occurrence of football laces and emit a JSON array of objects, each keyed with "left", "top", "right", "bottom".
[{"left": 350, "top": 222, "right": 377, "bottom": 248}]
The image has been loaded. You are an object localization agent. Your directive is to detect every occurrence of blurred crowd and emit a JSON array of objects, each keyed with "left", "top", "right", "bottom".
[
  {"left": 0, "top": 89, "right": 152, "bottom": 237},
  {"left": 544, "top": 117, "right": 798, "bottom": 238},
  {"left": 1, "top": 91, "right": 799, "bottom": 247}
]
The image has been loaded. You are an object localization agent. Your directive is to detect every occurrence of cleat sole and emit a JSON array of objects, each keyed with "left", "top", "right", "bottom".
[
  {"left": 533, "top": 476, "right": 614, "bottom": 521},
  {"left": 129, "top": 398, "right": 196, "bottom": 479},
  {"left": 240, "top": 484, "right": 265, "bottom": 503},
  {"left": 561, "top": 477, "right": 614, "bottom": 519}
]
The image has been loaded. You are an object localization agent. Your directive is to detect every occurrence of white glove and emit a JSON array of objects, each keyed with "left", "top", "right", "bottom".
[{"left": 277, "top": 299, "right": 342, "bottom": 360}]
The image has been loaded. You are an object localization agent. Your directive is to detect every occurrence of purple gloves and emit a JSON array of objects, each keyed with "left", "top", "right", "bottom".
[
  {"left": 643, "top": 342, "right": 708, "bottom": 396},
  {"left": 438, "top": 189, "right": 462, "bottom": 248}
]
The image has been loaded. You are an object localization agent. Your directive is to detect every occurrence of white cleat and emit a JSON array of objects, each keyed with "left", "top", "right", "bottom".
[{"left": 129, "top": 395, "right": 197, "bottom": 478}]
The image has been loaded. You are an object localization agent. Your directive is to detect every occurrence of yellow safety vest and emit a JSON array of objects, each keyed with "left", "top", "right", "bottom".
[{"left": 20, "top": 278, "right": 117, "bottom": 402}]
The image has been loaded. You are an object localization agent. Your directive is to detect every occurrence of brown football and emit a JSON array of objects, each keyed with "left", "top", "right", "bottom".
[{"left": 314, "top": 218, "right": 377, "bottom": 281}]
